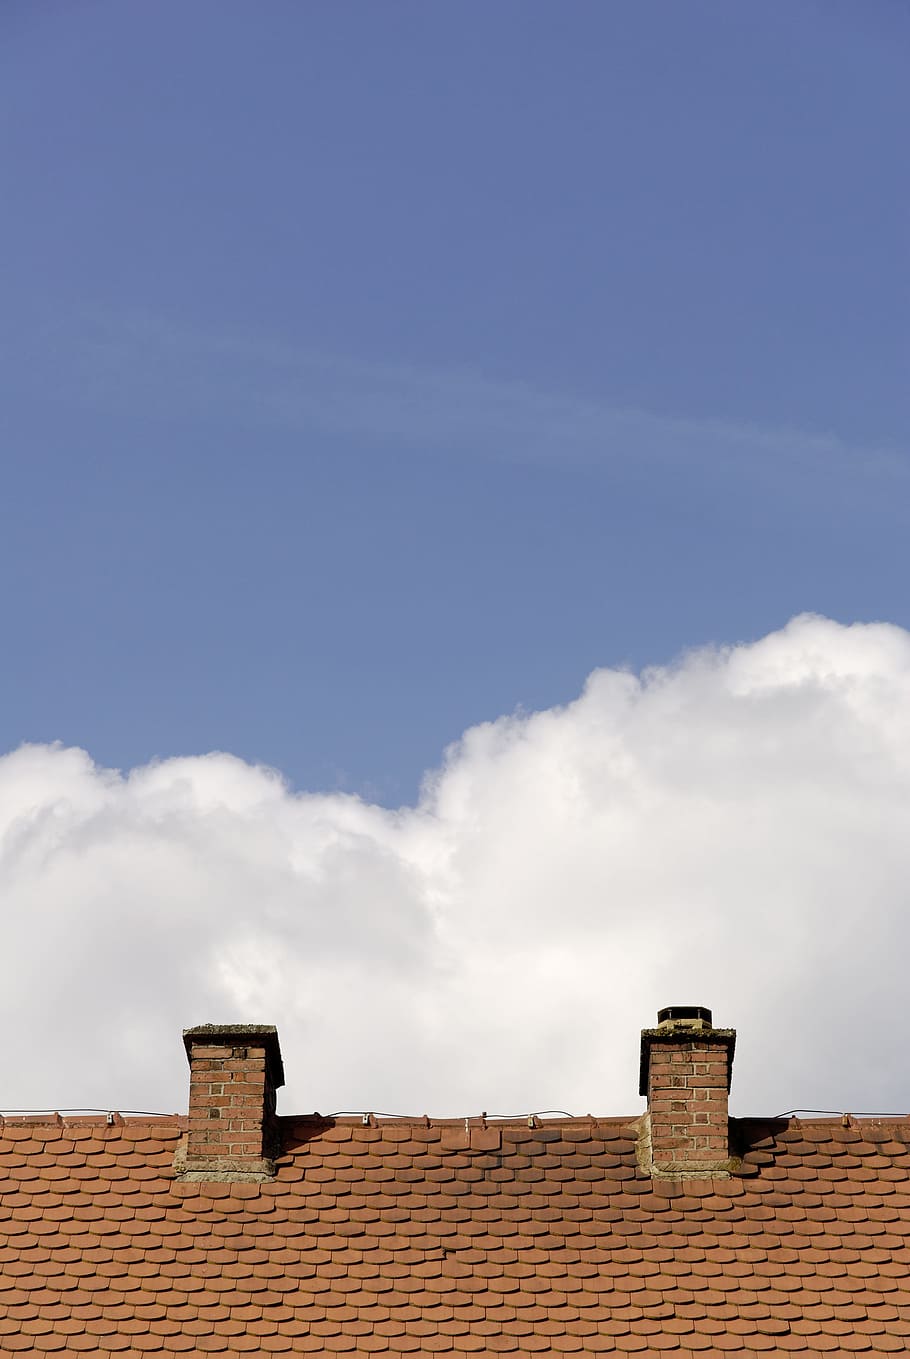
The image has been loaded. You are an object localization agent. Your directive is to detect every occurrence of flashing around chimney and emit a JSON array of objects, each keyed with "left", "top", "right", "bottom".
[{"left": 176, "top": 1024, "right": 284, "bottom": 1183}]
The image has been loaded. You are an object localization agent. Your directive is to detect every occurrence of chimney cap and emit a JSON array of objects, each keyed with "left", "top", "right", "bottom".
[
  {"left": 657, "top": 1004, "right": 713, "bottom": 1027},
  {"left": 639, "top": 1007, "right": 735, "bottom": 1096},
  {"left": 182, "top": 1024, "right": 285, "bottom": 1088}
]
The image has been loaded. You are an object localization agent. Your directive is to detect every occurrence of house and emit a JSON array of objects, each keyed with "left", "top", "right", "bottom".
[{"left": 1, "top": 1006, "right": 909, "bottom": 1354}]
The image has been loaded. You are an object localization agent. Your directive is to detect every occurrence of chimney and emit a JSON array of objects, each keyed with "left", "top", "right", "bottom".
[
  {"left": 639, "top": 1005, "right": 736, "bottom": 1177},
  {"left": 177, "top": 1024, "right": 285, "bottom": 1182}
]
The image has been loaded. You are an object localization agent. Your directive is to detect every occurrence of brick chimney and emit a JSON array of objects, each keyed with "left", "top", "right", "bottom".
[
  {"left": 639, "top": 1005, "right": 736, "bottom": 1177},
  {"left": 177, "top": 1024, "right": 285, "bottom": 1182}
]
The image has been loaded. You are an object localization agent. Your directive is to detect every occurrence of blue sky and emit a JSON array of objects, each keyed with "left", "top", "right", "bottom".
[{"left": 2, "top": 1, "right": 908, "bottom": 805}]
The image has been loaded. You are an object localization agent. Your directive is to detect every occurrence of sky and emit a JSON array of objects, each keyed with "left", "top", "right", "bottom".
[{"left": 1, "top": 3, "right": 909, "bottom": 1118}]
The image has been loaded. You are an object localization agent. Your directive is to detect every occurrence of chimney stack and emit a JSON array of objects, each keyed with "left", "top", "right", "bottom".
[
  {"left": 178, "top": 1024, "right": 285, "bottom": 1182},
  {"left": 639, "top": 1006, "right": 735, "bottom": 1177}
]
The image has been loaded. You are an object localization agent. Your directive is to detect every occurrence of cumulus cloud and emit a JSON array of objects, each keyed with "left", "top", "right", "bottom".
[{"left": 3, "top": 615, "right": 910, "bottom": 1120}]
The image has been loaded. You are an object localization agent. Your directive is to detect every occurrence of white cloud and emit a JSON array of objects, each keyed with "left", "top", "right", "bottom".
[{"left": 3, "top": 614, "right": 910, "bottom": 1121}]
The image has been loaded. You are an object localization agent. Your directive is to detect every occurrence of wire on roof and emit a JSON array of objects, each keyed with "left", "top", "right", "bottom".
[
  {"left": 773, "top": 1108, "right": 909, "bottom": 1119},
  {"left": 6, "top": 1106, "right": 906, "bottom": 1122},
  {"left": 327, "top": 1110, "right": 576, "bottom": 1121},
  {"left": 2, "top": 1107, "right": 579, "bottom": 1122},
  {"left": 0, "top": 1109, "right": 176, "bottom": 1118}
]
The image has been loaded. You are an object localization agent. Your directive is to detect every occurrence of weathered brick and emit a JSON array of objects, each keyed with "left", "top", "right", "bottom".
[
  {"left": 641, "top": 1013, "right": 735, "bottom": 1175},
  {"left": 182, "top": 1026, "right": 284, "bottom": 1174}
]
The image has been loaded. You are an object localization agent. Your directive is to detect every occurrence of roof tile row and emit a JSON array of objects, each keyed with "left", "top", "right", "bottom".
[{"left": 1, "top": 1114, "right": 909, "bottom": 1352}]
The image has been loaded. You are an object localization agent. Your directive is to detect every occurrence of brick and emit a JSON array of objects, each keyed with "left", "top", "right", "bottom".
[{"left": 184, "top": 1039, "right": 274, "bottom": 1170}]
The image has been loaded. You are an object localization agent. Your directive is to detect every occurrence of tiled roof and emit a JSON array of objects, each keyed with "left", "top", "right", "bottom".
[{"left": 2, "top": 1110, "right": 909, "bottom": 1354}]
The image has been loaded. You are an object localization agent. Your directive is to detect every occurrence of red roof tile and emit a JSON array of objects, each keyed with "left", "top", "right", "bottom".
[{"left": 1, "top": 1111, "right": 910, "bottom": 1351}]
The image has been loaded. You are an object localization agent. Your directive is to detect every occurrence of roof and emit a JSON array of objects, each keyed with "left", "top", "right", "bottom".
[{"left": 2, "top": 1109, "right": 910, "bottom": 1354}]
